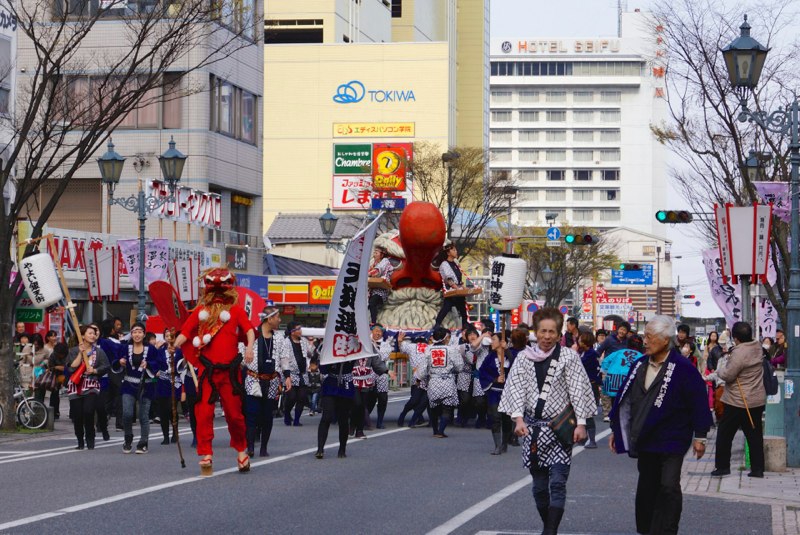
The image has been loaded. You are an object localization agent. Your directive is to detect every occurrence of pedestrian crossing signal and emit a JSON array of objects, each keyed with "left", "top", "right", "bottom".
[
  {"left": 655, "top": 210, "right": 693, "bottom": 223},
  {"left": 564, "top": 234, "right": 598, "bottom": 245}
]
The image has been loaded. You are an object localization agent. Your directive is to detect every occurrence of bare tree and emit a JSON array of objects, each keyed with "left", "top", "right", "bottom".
[
  {"left": 648, "top": 0, "right": 800, "bottom": 327},
  {"left": 0, "top": 0, "right": 259, "bottom": 428},
  {"left": 471, "top": 226, "right": 619, "bottom": 308},
  {"left": 409, "top": 141, "right": 517, "bottom": 258}
]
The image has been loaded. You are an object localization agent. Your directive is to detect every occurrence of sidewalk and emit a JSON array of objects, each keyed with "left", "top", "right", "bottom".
[{"left": 682, "top": 429, "right": 800, "bottom": 535}]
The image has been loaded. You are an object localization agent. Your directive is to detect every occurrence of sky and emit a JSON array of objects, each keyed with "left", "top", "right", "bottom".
[{"left": 490, "top": 0, "right": 721, "bottom": 319}]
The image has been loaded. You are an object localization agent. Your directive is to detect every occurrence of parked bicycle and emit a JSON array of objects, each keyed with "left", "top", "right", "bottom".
[{"left": 0, "top": 368, "right": 48, "bottom": 430}]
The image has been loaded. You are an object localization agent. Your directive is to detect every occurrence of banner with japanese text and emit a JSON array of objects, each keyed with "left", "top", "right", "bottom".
[
  {"left": 118, "top": 238, "right": 170, "bottom": 291},
  {"left": 169, "top": 258, "right": 200, "bottom": 302},
  {"left": 83, "top": 245, "right": 119, "bottom": 301},
  {"left": 318, "top": 214, "right": 382, "bottom": 365}
]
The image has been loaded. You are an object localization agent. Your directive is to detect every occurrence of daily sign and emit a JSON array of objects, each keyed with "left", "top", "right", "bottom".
[{"left": 333, "top": 80, "right": 416, "bottom": 104}]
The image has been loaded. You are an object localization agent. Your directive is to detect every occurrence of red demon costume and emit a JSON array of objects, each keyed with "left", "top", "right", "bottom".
[{"left": 175, "top": 268, "right": 255, "bottom": 473}]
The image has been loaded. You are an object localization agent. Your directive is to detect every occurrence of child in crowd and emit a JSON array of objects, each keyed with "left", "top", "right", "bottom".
[{"left": 307, "top": 361, "right": 322, "bottom": 416}]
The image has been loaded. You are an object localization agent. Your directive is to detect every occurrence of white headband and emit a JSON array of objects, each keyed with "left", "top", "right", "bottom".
[{"left": 259, "top": 310, "right": 279, "bottom": 322}]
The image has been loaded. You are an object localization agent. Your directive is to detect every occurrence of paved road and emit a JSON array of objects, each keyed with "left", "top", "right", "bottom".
[{"left": 0, "top": 393, "right": 771, "bottom": 534}]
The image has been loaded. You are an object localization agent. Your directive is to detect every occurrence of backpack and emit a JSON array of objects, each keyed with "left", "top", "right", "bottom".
[{"left": 763, "top": 358, "right": 779, "bottom": 396}]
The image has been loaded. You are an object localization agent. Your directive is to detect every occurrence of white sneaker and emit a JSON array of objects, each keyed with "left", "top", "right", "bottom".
[{"left": 603, "top": 416, "right": 610, "bottom": 422}]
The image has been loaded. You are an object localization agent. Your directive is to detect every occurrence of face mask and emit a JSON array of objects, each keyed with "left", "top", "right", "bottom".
[{"left": 763, "top": 344, "right": 771, "bottom": 350}]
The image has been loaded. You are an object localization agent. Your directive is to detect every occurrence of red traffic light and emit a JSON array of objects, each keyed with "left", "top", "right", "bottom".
[{"left": 682, "top": 294, "right": 696, "bottom": 299}]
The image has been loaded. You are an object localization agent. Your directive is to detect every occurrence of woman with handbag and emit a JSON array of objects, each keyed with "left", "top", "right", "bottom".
[
  {"left": 30, "top": 334, "right": 54, "bottom": 403},
  {"left": 499, "top": 307, "right": 595, "bottom": 535}
]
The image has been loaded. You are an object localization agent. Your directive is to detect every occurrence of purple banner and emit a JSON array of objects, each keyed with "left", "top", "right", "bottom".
[
  {"left": 753, "top": 182, "right": 790, "bottom": 222},
  {"left": 118, "top": 238, "right": 170, "bottom": 291}
]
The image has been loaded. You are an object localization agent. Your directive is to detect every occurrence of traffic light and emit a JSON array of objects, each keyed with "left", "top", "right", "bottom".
[
  {"left": 618, "top": 263, "right": 643, "bottom": 271},
  {"left": 564, "top": 233, "right": 598, "bottom": 245},
  {"left": 655, "top": 210, "right": 693, "bottom": 224},
  {"left": 683, "top": 294, "right": 696, "bottom": 299}
]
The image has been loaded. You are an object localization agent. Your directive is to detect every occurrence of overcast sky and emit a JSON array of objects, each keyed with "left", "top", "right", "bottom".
[{"left": 490, "top": 0, "right": 721, "bottom": 320}]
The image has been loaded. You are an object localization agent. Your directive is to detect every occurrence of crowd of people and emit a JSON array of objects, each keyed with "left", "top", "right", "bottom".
[{"left": 13, "top": 306, "right": 780, "bottom": 535}]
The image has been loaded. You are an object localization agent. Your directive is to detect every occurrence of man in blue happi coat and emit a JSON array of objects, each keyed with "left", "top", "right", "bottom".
[{"left": 608, "top": 315, "right": 712, "bottom": 535}]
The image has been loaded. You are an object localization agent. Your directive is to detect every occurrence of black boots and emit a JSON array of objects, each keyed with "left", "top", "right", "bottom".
[
  {"left": 585, "top": 428, "right": 597, "bottom": 449},
  {"left": 541, "top": 507, "right": 564, "bottom": 535},
  {"left": 491, "top": 432, "right": 503, "bottom": 455},
  {"left": 246, "top": 428, "right": 256, "bottom": 457}
]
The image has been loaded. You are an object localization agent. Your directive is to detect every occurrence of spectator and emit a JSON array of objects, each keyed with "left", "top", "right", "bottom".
[
  {"left": 704, "top": 331, "right": 723, "bottom": 371},
  {"left": 578, "top": 331, "right": 601, "bottom": 449},
  {"left": 770, "top": 330, "right": 787, "bottom": 369},
  {"left": 48, "top": 342, "right": 69, "bottom": 419},
  {"left": 594, "top": 329, "right": 607, "bottom": 350},
  {"left": 562, "top": 317, "right": 580, "bottom": 350},
  {"left": 711, "top": 321, "right": 765, "bottom": 478},
  {"left": 596, "top": 321, "right": 631, "bottom": 358}
]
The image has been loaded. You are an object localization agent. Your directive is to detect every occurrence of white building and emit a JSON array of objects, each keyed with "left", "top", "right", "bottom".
[
  {"left": 489, "top": 10, "right": 667, "bottom": 236},
  {"left": 0, "top": 4, "right": 15, "bottom": 209}
]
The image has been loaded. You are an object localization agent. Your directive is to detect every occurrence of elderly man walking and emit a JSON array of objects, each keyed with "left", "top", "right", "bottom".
[
  {"left": 711, "top": 321, "right": 766, "bottom": 478},
  {"left": 609, "top": 315, "right": 712, "bottom": 535}
]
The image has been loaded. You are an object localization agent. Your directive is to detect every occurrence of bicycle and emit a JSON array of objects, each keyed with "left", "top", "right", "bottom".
[{"left": 0, "top": 367, "right": 48, "bottom": 430}]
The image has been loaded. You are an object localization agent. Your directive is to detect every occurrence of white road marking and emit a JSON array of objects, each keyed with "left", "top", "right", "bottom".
[
  {"left": 426, "top": 428, "right": 613, "bottom": 535},
  {"left": 0, "top": 427, "right": 410, "bottom": 531}
]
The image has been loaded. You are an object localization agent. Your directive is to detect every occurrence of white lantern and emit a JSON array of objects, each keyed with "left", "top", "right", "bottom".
[
  {"left": 489, "top": 254, "right": 528, "bottom": 312},
  {"left": 19, "top": 253, "right": 64, "bottom": 309}
]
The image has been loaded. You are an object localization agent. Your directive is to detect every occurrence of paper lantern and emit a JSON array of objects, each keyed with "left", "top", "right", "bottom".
[
  {"left": 19, "top": 253, "right": 64, "bottom": 308},
  {"left": 489, "top": 254, "right": 527, "bottom": 311}
]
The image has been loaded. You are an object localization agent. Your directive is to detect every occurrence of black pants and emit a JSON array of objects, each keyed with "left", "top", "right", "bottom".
[
  {"left": 368, "top": 294, "right": 385, "bottom": 324},
  {"left": 317, "top": 396, "right": 353, "bottom": 454},
  {"left": 367, "top": 390, "right": 388, "bottom": 424},
  {"left": 245, "top": 395, "right": 276, "bottom": 452},
  {"left": 715, "top": 403, "right": 765, "bottom": 472},
  {"left": 434, "top": 296, "right": 469, "bottom": 328},
  {"left": 635, "top": 452, "right": 684, "bottom": 535},
  {"left": 107, "top": 379, "right": 123, "bottom": 428},
  {"left": 155, "top": 396, "right": 176, "bottom": 441},
  {"left": 399, "top": 384, "right": 428, "bottom": 425},
  {"left": 95, "top": 389, "right": 109, "bottom": 434},
  {"left": 429, "top": 404, "right": 454, "bottom": 435},
  {"left": 69, "top": 394, "right": 98, "bottom": 447},
  {"left": 488, "top": 402, "right": 512, "bottom": 440},
  {"left": 352, "top": 388, "right": 369, "bottom": 434},
  {"left": 284, "top": 385, "right": 309, "bottom": 424},
  {"left": 50, "top": 386, "right": 61, "bottom": 417}
]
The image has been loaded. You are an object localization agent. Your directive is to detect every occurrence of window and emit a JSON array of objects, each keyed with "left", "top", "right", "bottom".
[
  {"left": 518, "top": 209, "right": 538, "bottom": 221},
  {"left": 605, "top": 189, "right": 619, "bottom": 201},
  {"left": 546, "top": 91, "right": 566, "bottom": 102},
  {"left": 545, "top": 130, "right": 566, "bottom": 142},
  {"left": 114, "top": 80, "right": 158, "bottom": 129},
  {"left": 519, "top": 90, "right": 539, "bottom": 103},
  {"left": 573, "top": 90, "right": 593, "bottom": 102},
  {"left": 573, "top": 189, "right": 594, "bottom": 200},
  {"left": 491, "top": 169, "right": 511, "bottom": 181},
  {"left": 600, "top": 149, "right": 620, "bottom": 162},
  {"left": 519, "top": 130, "right": 539, "bottom": 142},
  {"left": 546, "top": 170, "right": 565, "bottom": 181},
  {"left": 601, "top": 90, "right": 621, "bottom": 102},
  {"left": 546, "top": 110, "right": 566, "bottom": 122},
  {"left": 491, "top": 150, "right": 512, "bottom": 161},
  {"left": 517, "top": 170, "right": 538, "bottom": 181},
  {"left": 491, "top": 130, "right": 512, "bottom": 142},
  {"left": 210, "top": 75, "right": 259, "bottom": 144},
  {"left": 600, "top": 209, "right": 621, "bottom": 221},
  {"left": 572, "top": 209, "right": 594, "bottom": 221},
  {"left": 518, "top": 149, "right": 538, "bottom": 161},
  {"left": 600, "top": 110, "right": 621, "bottom": 122},
  {"left": 602, "top": 169, "right": 620, "bottom": 181},
  {"left": 642, "top": 245, "right": 657, "bottom": 256},
  {"left": 162, "top": 72, "right": 183, "bottom": 129},
  {"left": 391, "top": 0, "right": 402, "bottom": 17},
  {"left": 519, "top": 110, "right": 539, "bottom": 122},
  {"left": 573, "top": 150, "right": 593, "bottom": 162},
  {"left": 573, "top": 110, "right": 594, "bottom": 123},
  {"left": 491, "top": 111, "right": 511, "bottom": 122},
  {"left": 545, "top": 189, "right": 566, "bottom": 201},
  {"left": 600, "top": 129, "right": 621, "bottom": 142},
  {"left": 573, "top": 130, "right": 594, "bottom": 142},
  {"left": 216, "top": 0, "right": 258, "bottom": 40},
  {"left": 491, "top": 91, "right": 512, "bottom": 103},
  {"left": 0, "top": 87, "right": 8, "bottom": 115},
  {"left": 518, "top": 189, "right": 538, "bottom": 201},
  {"left": 230, "top": 194, "right": 251, "bottom": 245},
  {"left": 546, "top": 150, "right": 566, "bottom": 162},
  {"left": 573, "top": 170, "right": 593, "bottom": 182}
]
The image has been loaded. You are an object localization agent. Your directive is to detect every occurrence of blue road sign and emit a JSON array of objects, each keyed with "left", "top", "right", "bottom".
[
  {"left": 546, "top": 227, "right": 561, "bottom": 241},
  {"left": 611, "top": 264, "right": 654, "bottom": 285},
  {"left": 371, "top": 197, "right": 406, "bottom": 210},
  {"left": 695, "top": 301, "right": 701, "bottom": 307}
]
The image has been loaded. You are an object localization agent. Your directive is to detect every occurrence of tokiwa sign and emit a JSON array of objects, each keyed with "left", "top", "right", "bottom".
[{"left": 308, "top": 279, "right": 336, "bottom": 304}]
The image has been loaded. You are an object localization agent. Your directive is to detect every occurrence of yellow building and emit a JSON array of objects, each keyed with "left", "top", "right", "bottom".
[{"left": 263, "top": 0, "right": 488, "bottom": 231}]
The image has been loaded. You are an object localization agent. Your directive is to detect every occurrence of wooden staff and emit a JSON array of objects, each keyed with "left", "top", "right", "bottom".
[{"left": 168, "top": 339, "right": 186, "bottom": 469}]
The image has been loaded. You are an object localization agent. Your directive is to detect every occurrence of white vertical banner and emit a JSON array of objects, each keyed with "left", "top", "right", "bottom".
[
  {"left": 83, "top": 246, "right": 119, "bottom": 301},
  {"left": 170, "top": 258, "right": 200, "bottom": 302},
  {"left": 754, "top": 204, "right": 773, "bottom": 283},
  {"left": 319, "top": 214, "right": 382, "bottom": 366},
  {"left": 714, "top": 203, "right": 733, "bottom": 284}
]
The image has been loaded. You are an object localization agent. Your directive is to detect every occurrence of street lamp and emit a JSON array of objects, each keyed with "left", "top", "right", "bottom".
[
  {"left": 541, "top": 265, "right": 554, "bottom": 283},
  {"left": 319, "top": 206, "right": 346, "bottom": 253},
  {"left": 441, "top": 150, "right": 461, "bottom": 239},
  {"left": 722, "top": 16, "right": 800, "bottom": 465},
  {"left": 100, "top": 136, "right": 185, "bottom": 322}
]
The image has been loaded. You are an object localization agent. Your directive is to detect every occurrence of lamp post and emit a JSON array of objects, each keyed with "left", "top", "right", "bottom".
[
  {"left": 99, "top": 137, "right": 186, "bottom": 322},
  {"left": 502, "top": 185, "right": 518, "bottom": 254},
  {"left": 722, "top": 15, "right": 800, "bottom": 465},
  {"left": 441, "top": 150, "right": 461, "bottom": 239},
  {"left": 319, "top": 206, "right": 346, "bottom": 253}
]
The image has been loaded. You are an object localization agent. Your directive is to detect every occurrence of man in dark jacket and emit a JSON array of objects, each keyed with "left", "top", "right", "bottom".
[
  {"left": 596, "top": 321, "right": 630, "bottom": 357},
  {"left": 609, "top": 315, "right": 712, "bottom": 535}
]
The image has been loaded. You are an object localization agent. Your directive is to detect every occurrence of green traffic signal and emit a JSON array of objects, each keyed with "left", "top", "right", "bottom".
[
  {"left": 656, "top": 211, "right": 668, "bottom": 222},
  {"left": 565, "top": 235, "right": 575, "bottom": 244},
  {"left": 655, "top": 210, "right": 693, "bottom": 223},
  {"left": 564, "top": 234, "right": 597, "bottom": 245}
]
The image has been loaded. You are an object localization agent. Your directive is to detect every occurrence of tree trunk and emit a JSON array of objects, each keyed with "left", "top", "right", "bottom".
[{"left": 0, "top": 294, "right": 16, "bottom": 430}]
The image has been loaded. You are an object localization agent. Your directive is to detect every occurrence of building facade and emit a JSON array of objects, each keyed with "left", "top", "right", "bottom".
[
  {"left": 263, "top": 0, "right": 489, "bottom": 235},
  {"left": 489, "top": 11, "right": 667, "bottom": 236}
]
